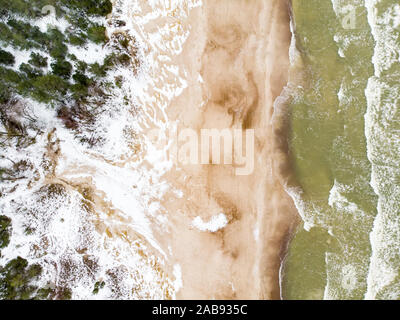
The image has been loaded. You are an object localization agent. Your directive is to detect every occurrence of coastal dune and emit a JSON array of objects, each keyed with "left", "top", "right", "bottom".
[{"left": 148, "top": 0, "right": 298, "bottom": 299}]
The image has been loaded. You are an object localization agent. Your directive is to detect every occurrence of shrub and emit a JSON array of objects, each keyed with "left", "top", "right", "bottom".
[
  {"left": 0, "top": 83, "right": 12, "bottom": 103},
  {"left": 46, "top": 29, "right": 67, "bottom": 59},
  {"left": 29, "top": 74, "right": 69, "bottom": 103},
  {"left": 73, "top": 72, "right": 91, "bottom": 87},
  {"left": 92, "top": 281, "right": 105, "bottom": 294},
  {"left": 92, "top": 0, "right": 112, "bottom": 16},
  {"left": 68, "top": 33, "right": 87, "bottom": 46},
  {"left": 0, "top": 0, "right": 51, "bottom": 18},
  {"left": 49, "top": 45, "right": 67, "bottom": 59},
  {"left": 89, "top": 62, "right": 107, "bottom": 77},
  {"left": 87, "top": 25, "right": 107, "bottom": 44},
  {"left": 103, "top": 53, "right": 131, "bottom": 68},
  {"left": 70, "top": 72, "right": 92, "bottom": 100},
  {"left": 0, "top": 215, "right": 12, "bottom": 249},
  {"left": 19, "top": 63, "right": 43, "bottom": 78},
  {"left": 67, "top": 16, "right": 89, "bottom": 32},
  {"left": 16, "top": 79, "right": 33, "bottom": 97},
  {"left": 7, "top": 19, "right": 42, "bottom": 49},
  {"left": 0, "top": 256, "right": 42, "bottom": 300},
  {"left": 0, "top": 22, "right": 12, "bottom": 42},
  {"left": 28, "top": 52, "right": 47, "bottom": 68},
  {"left": 0, "top": 0, "right": 117, "bottom": 105},
  {"left": 75, "top": 60, "right": 88, "bottom": 73},
  {"left": 51, "top": 59, "right": 72, "bottom": 79},
  {"left": 0, "top": 66, "right": 21, "bottom": 84},
  {"left": 0, "top": 49, "right": 15, "bottom": 66},
  {"left": 0, "top": 66, "right": 22, "bottom": 102},
  {"left": 60, "top": 0, "right": 112, "bottom": 17},
  {"left": 115, "top": 53, "right": 131, "bottom": 66},
  {"left": 68, "top": 53, "right": 78, "bottom": 61}
]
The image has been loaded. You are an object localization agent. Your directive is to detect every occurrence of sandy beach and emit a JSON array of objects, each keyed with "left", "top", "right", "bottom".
[{"left": 142, "top": 0, "right": 299, "bottom": 299}]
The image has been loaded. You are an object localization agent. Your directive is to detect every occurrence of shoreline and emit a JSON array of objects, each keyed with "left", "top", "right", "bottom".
[{"left": 149, "top": 0, "right": 299, "bottom": 299}]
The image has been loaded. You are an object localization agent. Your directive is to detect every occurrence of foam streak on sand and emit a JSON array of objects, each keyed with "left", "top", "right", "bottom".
[{"left": 191, "top": 214, "right": 228, "bottom": 233}]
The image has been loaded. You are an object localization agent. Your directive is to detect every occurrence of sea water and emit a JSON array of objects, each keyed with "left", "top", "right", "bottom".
[{"left": 282, "top": 0, "right": 400, "bottom": 300}]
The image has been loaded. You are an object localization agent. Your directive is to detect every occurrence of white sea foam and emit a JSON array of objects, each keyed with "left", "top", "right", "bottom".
[
  {"left": 328, "top": 180, "right": 365, "bottom": 221},
  {"left": 283, "top": 0, "right": 382, "bottom": 300},
  {"left": 366, "top": 0, "right": 400, "bottom": 77},
  {"left": 364, "top": 0, "right": 400, "bottom": 300},
  {"left": 288, "top": 18, "right": 300, "bottom": 66},
  {"left": 191, "top": 213, "right": 228, "bottom": 233}
]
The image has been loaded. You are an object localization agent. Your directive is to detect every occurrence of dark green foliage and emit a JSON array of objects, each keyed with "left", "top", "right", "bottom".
[
  {"left": 55, "top": 287, "right": 72, "bottom": 300},
  {"left": 29, "top": 74, "right": 69, "bottom": 103},
  {"left": 60, "top": 0, "right": 112, "bottom": 17},
  {"left": 75, "top": 60, "right": 88, "bottom": 73},
  {"left": 34, "top": 287, "right": 53, "bottom": 300},
  {"left": 1, "top": 0, "right": 111, "bottom": 19},
  {"left": 0, "top": 66, "right": 21, "bottom": 85},
  {"left": 118, "top": 37, "right": 130, "bottom": 50},
  {"left": 6, "top": 19, "right": 43, "bottom": 50},
  {"left": 0, "top": 49, "right": 15, "bottom": 66},
  {"left": 0, "top": 257, "right": 43, "bottom": 300},
  {"left": 115, "top": 76, "right": 123, "bottom": 88},
  {"left": 0, "top": 22, "right": 32, "bottom": 50},
  {"left": 0, "top": 2, "right": 117, "bottom": 105},
  {"left": 19, "top": 63, "right": 43, "bottom": 78},
  {"left": 0, "top": 0, "right": 119, "bottom": 105},
  {"left": 0, "top": 67, "right": 21, "bottom": 103},
  {"left": 0, "top": 255, "right": 74, "bottom": 300},
  {"left": 73, "top": 72, "right": 91, "bottom": 87},
  {"left": 0, "top": 0, "right": 58, "bottom": 19},
  {"left": 0, "top": 215, "right": 11, "bottom": 249},
  {"left": 70, "top": 72, "right": 93, "bottom": 99},
  {"left": 47, "top": 29, "right": 68, "bottom": 59},
  {"left": 115, "top": 53, "right": 131, "bottom": 66},
  {"left": 105, "top": 53, "right": 131, "bottom": 68},
  {"left": 89, "top": 62, "right": 108, "bottom": 77},
  {"left": 51, "top": 59, "right": 72, "bottom": 79},
  {"left": 0, "top": 254, "right": 74, "bottom": 300},
  {"left": 15, "top": 74, "right": 68, "bottom": 103},
  {"left": 0, "top": 83, "right": 12, "bottom": 104},
  {"left": 0, "top": 19, "right": 66, "bottom": 53},
  {"left": 88, "top": 52, "right": 131, "bottom": 78},
  {"left": 68, "top": 53, "right": 77, "bottom": 61},
  {"left": 68, "top": 33, "right": 87, "bottom": 46},
  {"left": 87, "top": 25, "right": 107, "bottom": 44},
  {"left": 28, "top": 52, "right": 48, "bottom": 69},
  {"left": 92, "top": 280, "right": 105, "bottom": 294}
]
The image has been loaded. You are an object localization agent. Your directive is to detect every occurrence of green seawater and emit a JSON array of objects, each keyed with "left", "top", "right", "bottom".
[{"left": 282, "top": 0, "right": 400, "bottom": 299}]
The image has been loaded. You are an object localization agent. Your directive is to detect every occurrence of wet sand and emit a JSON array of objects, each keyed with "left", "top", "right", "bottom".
[{"left": 149, "top": 0, "right": 298, "bottom": 300}]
